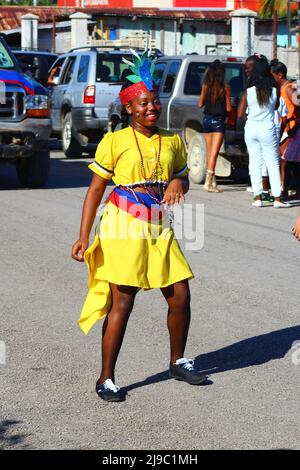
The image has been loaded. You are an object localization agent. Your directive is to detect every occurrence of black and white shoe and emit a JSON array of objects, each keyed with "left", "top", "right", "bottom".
[
  {"left": 95, "top": 378, "right": 126, "bottom": 402},
  {"left": 169, "top": 358, "right": 208, "bottom": 385}
]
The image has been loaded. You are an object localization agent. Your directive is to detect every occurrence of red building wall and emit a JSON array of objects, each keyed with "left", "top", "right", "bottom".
[
  {"left": 57, "top": 0, "right": 262, "bottom": 11},
  {"left": 174, "top": 1, "right": 227, "bottom": 7}
]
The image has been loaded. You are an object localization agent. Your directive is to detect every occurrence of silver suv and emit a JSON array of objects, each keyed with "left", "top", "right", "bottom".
[
  {"left": 49, "top": 47, "right": 135, "bottom": 158},
  {"left": 109, "top": 55, "right": 247, "bottom": 183}
]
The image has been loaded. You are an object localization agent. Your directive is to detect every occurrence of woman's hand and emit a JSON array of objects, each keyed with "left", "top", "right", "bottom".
[
  {"left": 292, "top": 213, "right": 300, "bottom": 241},
  {"left": 71, "top": 174, "right": 108, "bottom": 262},
  {"left": 72, "top": 238, "right": 89, "bottom": 262},
  {"left": 162, "top": 178, "right": 187, "bottom": 206}
]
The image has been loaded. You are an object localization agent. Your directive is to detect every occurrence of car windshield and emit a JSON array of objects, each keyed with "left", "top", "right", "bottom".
[
  {"left": 0, "top": 42, "right": 15, "bottom": 69},
  {"left": 96, "top": 53, "right": 132, "bottom": 83}
]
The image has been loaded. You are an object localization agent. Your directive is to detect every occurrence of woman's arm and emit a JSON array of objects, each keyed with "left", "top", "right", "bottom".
[
  {"left": 72, "top": 174, "right": 108, "bottom": 262},
  {"left": 198, "top": 84, "right": 207, "bottom": 108},
  {"left": 225, "top": 84, "right": 231, "bottom": 114},
  {"left": 292, "top": 213, "right": 300, "bottom": 241},
  {"left": 275, "top": 87, "right": 280, "bottom": 111},
  {"left": 237, "top": 92, "right": 247, "bottom": 119}
]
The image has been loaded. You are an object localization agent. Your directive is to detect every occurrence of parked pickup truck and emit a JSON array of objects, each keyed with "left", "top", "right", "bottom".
[
  {"left": 0, "top": 35, "right": 51, "bottom": 187},
  {"left": 108, "top": 54, "right": 247, "bottom": 183}
]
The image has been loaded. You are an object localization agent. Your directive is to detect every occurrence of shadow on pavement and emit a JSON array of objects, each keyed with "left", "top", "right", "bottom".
[
  {"left": 0, "top": 420, "right": 29, "bottom": 449},
  {"left": 46, "top": 157, "right": 116, "bottom": 190},
  {"left": 195, "top": 325, "right": 300, "bottom": 374},
  {"left": 0, "top": 157, "right": 93, "bottom": 191},
  {"left": 125, "top": 325, "right": 300, "bottom": 392},
  {"left": 46, "top": 157, "right": 93, "bottom": 189}
]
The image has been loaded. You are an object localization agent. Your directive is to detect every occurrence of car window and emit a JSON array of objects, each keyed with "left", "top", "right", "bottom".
[
  {"left": 224, "top": 64, "right": 245, "bottom": 97},
  {"left": 14, "top": 53, "right": 34, "bottom": 67},
  {"left": 48, "top": 57, "right": 66, "bottom": 85},
  {"left": 184, "top": 62, "right": 207, "bottom": 96},
  {"left": 162, "top": 61, "right": 181, "bottom": 95},
  {"left": 0, "top": 42, "right": 15, "bottom": 69},
  {"left": 77, "top": 55, "right": 90, "bottom": 83},
  {"left": 184, "top": 61, "right": 245, "bottom": 97},
  {"left": 13, "top": 53, "right": 33, "bottom": 75},
  {"left": 60, "top": 56, "right": 76, "bottom": 85},
  {"left": 14, "top": 52, "right": 57, "bottom": 72},
  {"left": 96, "top": 53, "right": 132, "bottom": 82},
  {"left": 154, "top": 62, "right": 167, "bottom": 90}
]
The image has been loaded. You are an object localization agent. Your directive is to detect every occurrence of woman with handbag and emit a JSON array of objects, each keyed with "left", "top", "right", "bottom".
[{"left": 271, "top": 60, "right": 300, "bottom": 200}]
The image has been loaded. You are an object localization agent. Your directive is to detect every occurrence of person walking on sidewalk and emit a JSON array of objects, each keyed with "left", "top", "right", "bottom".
[
  {"left": 238, "top": 58, "right": 290, "bottom": 208},
  {"left": 271, "top": 60, "right": 300, "bottom": 201},
  {"left": 71, "top": 50, "right": 208, "bottom": 402},
  {"left": 198, "top": 60, "right": 231, "bottom": 193}
]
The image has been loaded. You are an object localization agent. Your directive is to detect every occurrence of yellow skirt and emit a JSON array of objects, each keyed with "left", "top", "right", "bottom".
[{"left": 78, "top": 201, "right": 194, "bottom": 334}]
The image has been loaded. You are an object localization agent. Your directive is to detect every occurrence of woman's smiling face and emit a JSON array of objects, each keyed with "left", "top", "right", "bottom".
[{"left": 126, "top": 90, "right": 161, "bottom": 128}]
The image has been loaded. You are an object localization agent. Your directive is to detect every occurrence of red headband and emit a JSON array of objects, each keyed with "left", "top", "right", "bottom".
[{"left": 119, "top": 81, "right": 158, "bottom": 105}]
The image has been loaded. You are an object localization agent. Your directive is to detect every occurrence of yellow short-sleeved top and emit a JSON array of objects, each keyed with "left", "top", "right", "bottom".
[{"left": 88, "top": 127, "right": 189, "bottom": 185}]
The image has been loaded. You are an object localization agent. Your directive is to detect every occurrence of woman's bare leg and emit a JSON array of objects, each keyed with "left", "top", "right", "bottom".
[
  {"left": 98, "top": 283, "right": 138, "bottom": 384},
  {"left": 161, "top": 280, "right": 191, "bottom": 364},
  {"left": 204, "top": 133, "right": 213, "bottom": 170},
  {"left": 207, "top": 132, "right": 224, "bottom": 173}
]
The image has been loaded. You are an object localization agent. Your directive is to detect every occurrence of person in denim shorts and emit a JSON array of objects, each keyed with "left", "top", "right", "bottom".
[{"left": 198, "top": 60, "right": 231, "bottom": 192}]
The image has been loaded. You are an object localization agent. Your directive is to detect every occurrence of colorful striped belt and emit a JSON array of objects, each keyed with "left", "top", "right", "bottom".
[{"left": 107, "top": 187, "right": 165, "bottom": 223}]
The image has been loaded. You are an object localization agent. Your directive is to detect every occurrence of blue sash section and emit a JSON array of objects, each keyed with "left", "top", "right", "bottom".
[{"left": 114, "top": 187, "right": 163, "bottom": 208}]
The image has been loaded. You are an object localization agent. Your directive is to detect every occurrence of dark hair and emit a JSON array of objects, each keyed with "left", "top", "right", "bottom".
[
  {"left": 247, "top": 58, "right": 273, "bottom": 106},
  {"left": 270, "top": 59, "right": 287, "bottom": 78},
  {"left": 246, "top": 53, "right": 268, "bottom": 64},
  {"left": 120, "top": 78, "right": 134, "bottom": 92},
  {"left": 203, "top": 60, "right": 226, "bottom": 105}
]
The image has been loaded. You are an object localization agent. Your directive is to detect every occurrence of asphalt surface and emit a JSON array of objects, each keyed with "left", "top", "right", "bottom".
[{"left": 1, "top": 149, "right": 300, "bottom": 450}]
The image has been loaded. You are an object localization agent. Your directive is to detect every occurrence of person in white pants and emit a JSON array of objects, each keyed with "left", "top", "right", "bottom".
[
  {"left": 261, "top": 97, "right": 288, "bottom": 199},
  {"left": 238, "top": 58, "right": 290, "bottom": 208}
]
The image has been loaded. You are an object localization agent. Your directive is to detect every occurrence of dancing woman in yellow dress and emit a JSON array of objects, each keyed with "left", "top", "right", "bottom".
[{"left": 72, "top": 50, "right": 207, "bottom": 401}]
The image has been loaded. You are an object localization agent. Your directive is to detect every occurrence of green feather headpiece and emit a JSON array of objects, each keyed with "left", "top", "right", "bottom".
[{"left": 122, "top": 48, "right": 156, "bottom": 91}]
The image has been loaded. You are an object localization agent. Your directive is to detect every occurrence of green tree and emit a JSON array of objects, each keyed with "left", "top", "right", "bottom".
[{"left": 259, "top": 0, "right": 295, "bottom": 18}]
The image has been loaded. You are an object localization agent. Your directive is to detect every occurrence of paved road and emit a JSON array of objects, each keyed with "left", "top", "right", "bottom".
[{"left": 1, "top": 150, "right": 300, "bottom": 450}]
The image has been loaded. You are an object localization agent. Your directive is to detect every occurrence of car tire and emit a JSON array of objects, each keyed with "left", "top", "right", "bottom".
[
  {"left": 16, "top": 146, "right": 50, "bottom": 188},
  {"left": 187, "top": 133, "right": 207, "bottom": 184},
  {"left": 62, "top": 112, "right": 83, "bottom": 158}
]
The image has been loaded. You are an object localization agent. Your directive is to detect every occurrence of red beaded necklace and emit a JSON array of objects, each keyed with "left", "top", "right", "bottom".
[{"left": 131, "top": 126, "right": 163, "bottom": 182}]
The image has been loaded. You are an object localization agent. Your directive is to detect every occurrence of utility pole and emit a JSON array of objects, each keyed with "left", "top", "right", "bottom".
[
  {"left": 273, "top": 10, "right": 277, "bottom": 59},
  {"left": 288, "top": 1, "right": 300, "bottom": 82},
  {"left": 52, "top": 14, "right": 56, "bottom": 53},
  {"left": 288, "top": 0, "right": 292, "bottom": 48},
  {"left": 297, "top": 1, "right": 300, "bottom": 83}
]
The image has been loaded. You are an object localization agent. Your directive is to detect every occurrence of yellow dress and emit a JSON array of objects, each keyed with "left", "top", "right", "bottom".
[{"left": 79, "top": 127, "right": 194, "bottom": 334}]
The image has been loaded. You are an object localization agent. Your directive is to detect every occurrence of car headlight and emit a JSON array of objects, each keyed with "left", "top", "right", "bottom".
[
  {"left": 26, "top": 95, "right": 50, "bottom": 117},
  {"left": 26, "top": 94, "right": 49, "bottom": 110}
]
